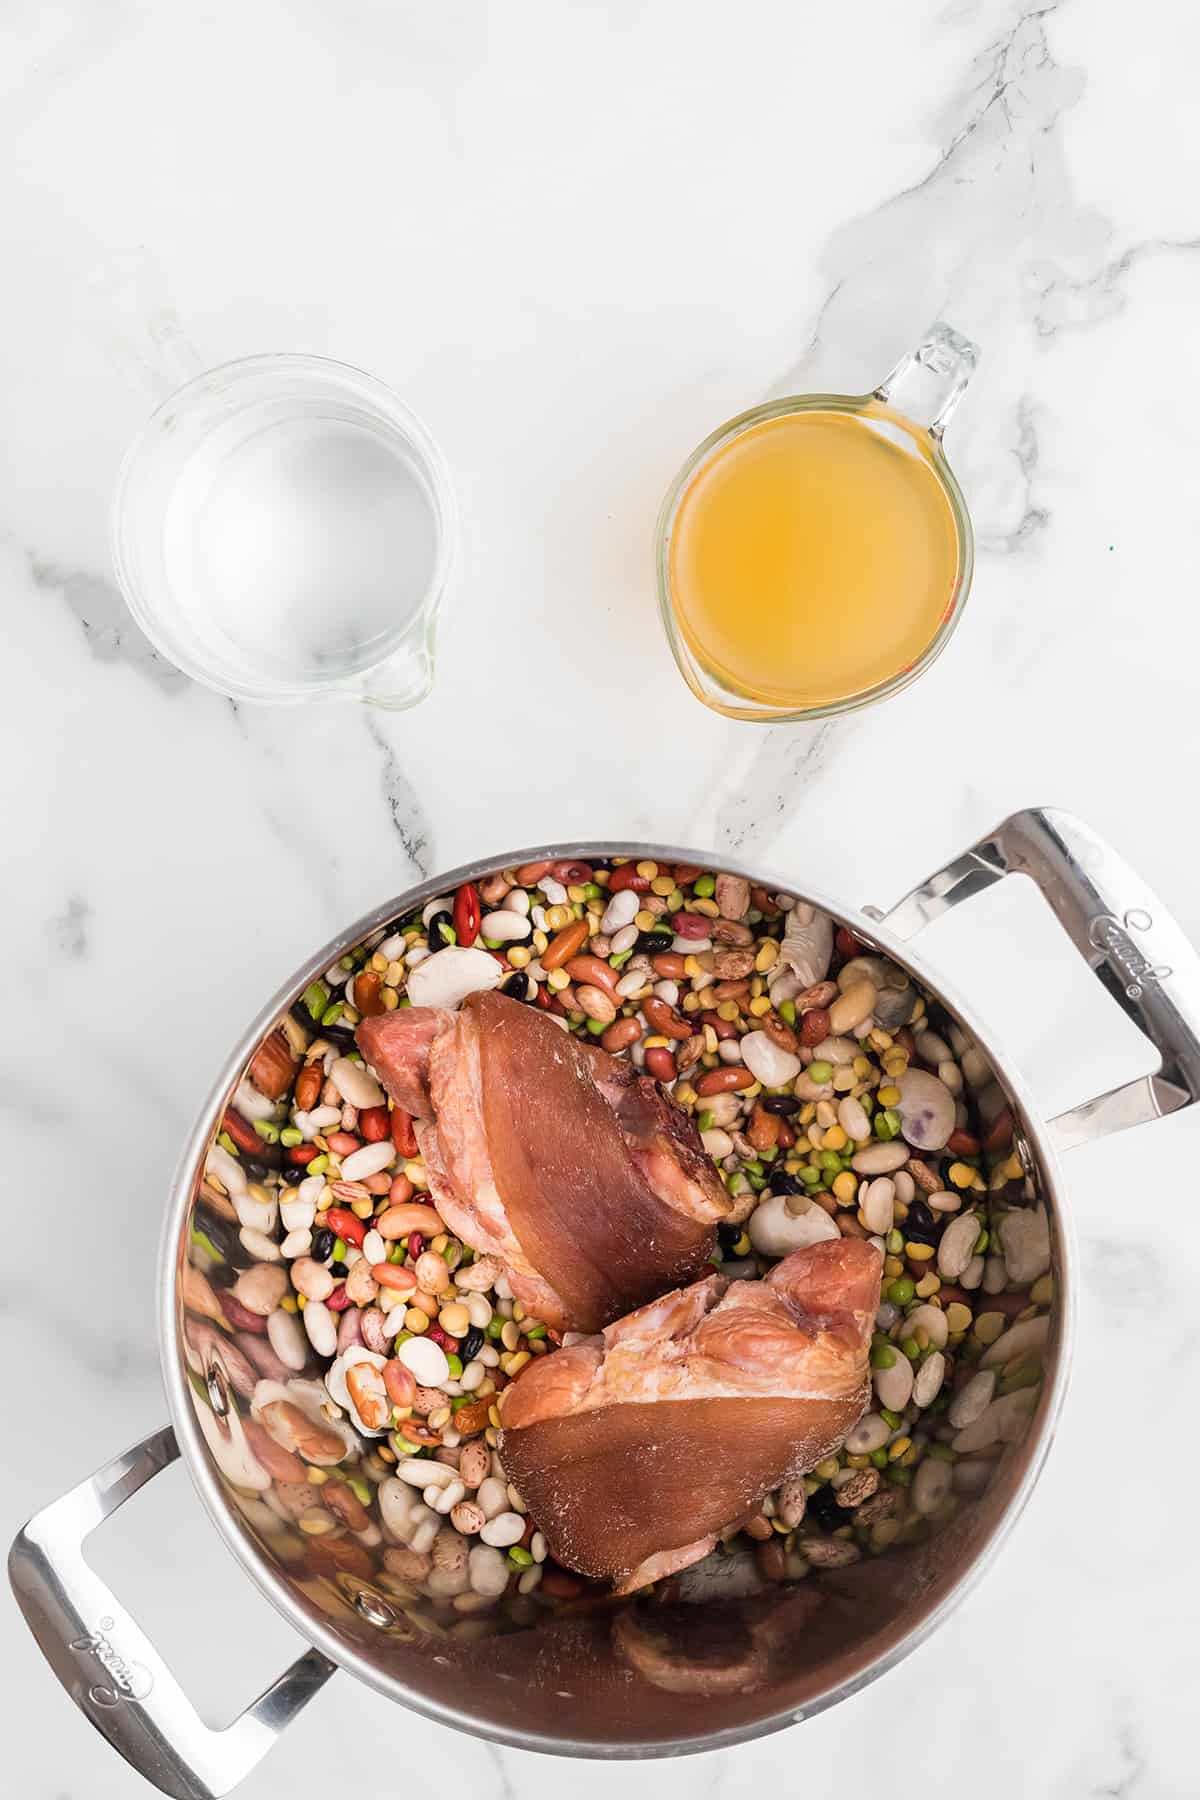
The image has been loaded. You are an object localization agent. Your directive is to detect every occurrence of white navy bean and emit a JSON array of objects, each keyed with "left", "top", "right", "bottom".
[
  {"left": 233, "top": 1191, "right": 277, "bottom": 1234},
  {"left": 362, "top": 1229, "right": 385, "bottom": 1266},
  {"left": 600, "top": 888, "right": 640, "bottom": 934},
  {"left": 206, "top": 1144, "right": 246, "bottom": 1198},
  {"left": 329, "top": 1057, "right": 385, "bottom": 1110},
  {"left": 468, "top": 1545, "right": 510, "bottom": 1597},
  {"left": 239, "top": 1227, "right": 281, "bottom": 1262},
  {"left": 481, "top": 910, "right": 532, "bottom": 942},
  {"left": 301, "top": 1299, "right": 337, "bottom": 1357},
  {"left": 281, "top": 1228, "right": 312, "bottom": 1260},
  {"left": 480, "top": 1511, "right": 525, "bottom": 1548},
  {"left": 267, "top": 1307, "right": 308, "bottom": 1372},
  {"left": 476, "top": 1477, "right": 509, "bottom": 1521},
  {"left": 398, "top": 1458, "right": 454, "bottom": 1489},
  {"left": 340, "top": 1142, "right": 396, "bottom": 1182},
  {"left": 433, "top": 1480, "right": 467, "bottom": 1516},
  {"left": 280, "top": 1193, "right": 316, "bottom": 1234}
]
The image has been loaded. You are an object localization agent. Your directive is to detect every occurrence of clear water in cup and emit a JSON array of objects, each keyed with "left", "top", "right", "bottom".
[{"left": 160, "top": 402, "right": 441, "bottom": 686}]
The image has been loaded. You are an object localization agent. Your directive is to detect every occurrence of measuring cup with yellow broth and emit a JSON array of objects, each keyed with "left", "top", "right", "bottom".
[{"left": 657, "top": 323, "right": 978, "bottom": 721}]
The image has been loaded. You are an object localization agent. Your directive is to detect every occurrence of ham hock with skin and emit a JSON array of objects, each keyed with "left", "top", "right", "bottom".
[
  {"left": 357, "top": 990, "right": 730, "bottom": 1334},
  {"left": 498, "top": 1239, "right": 881, "bottom": 1591}
]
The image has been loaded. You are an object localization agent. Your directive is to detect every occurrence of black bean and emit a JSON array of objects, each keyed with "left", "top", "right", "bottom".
[
  {"left": 500, "top": 971, "right": 534, "bottom": 1003},
  {"left": 903, "top": 1199, "right": 939, "bottom": 1245},
  {"left": 242, "top": 1149, "right": 283, "bottom": 1177},
  {"left": 768, "top": 1172, "right": 804, "bottom": 1196},
  {"left": 636, "top": 930, "right": 675, "bottom": 955},
  {"left": 717, "top": 1222, "right": 743, "bottom": 1252},
  {"left": 805, "top": 1483, "right": 845, "bottom": 1535},
  {"left": 761, "top": 1095, "right": 800, "bottom": 1116},
  {"left": 428, "top": 910, "right": 455, "bottom": 950},
  {"left": 279, "top": 1164, "right": 307, "bottom": 1187},
  {"left": 460, "top": 1326, "right": 484, "bottom": 1363},
  {"left": 321, "top": 1021, "right": 359, "bottom": 1053},
  {"left": 311, "top": 1227, "right": 335, "bottom": 1264},
  {"left": 329, "top": 1260, "right": 348, "bottom": 1280}
]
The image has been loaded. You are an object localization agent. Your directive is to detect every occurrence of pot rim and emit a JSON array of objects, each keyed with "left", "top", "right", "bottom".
[{"left": 158, "top": 841, "right": 1076, "bottom": 1757}]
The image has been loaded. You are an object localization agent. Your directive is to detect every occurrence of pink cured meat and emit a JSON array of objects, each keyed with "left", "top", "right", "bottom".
[
  {"left": 356, "top": 990, "right": 730, "bottom": 1332},
  {"left": 498, "top": 1239, "right": 881, "bottom": 1590}
]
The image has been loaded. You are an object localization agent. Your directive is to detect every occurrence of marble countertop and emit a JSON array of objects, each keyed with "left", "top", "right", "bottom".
[{"left": 5, "top": 1, "right": 1199, "bottom": 1794}]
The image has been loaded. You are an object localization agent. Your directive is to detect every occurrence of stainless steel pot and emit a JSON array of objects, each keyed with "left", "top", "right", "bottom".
[{"left": 11, "top": 808, "right": 1200, "bottom": 1798}]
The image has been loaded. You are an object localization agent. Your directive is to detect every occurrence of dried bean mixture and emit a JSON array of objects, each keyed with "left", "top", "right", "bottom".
[{"left": 185, "top": 855, "right": 1053, "bottom": 1634}]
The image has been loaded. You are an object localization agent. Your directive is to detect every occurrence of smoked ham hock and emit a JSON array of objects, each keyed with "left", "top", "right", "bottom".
[
  {"left": 498, "top": 1238, "right": 881, "bottom": 1590},
  {"left": 357, "top": 990, "right": 730, "bottom": 1333}
]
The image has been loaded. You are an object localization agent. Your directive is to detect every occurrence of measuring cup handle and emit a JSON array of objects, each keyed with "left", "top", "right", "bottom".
[
  {"left": 359, "top": 613, "right": 437, "bottom": 710},
  {"left": 874, "top": 322, "right": 979, "bottom": 437}
]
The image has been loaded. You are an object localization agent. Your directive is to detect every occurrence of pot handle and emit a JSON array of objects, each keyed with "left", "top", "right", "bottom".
[
  {"left": 8, "top": 1425, "right": 336, "bottom": 1800},
  {"left": 868, "top": 806, "right": 1200, "bottom": 1152}
]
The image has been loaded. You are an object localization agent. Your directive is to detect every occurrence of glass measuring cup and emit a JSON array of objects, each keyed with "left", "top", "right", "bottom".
[
  {"left": 112, "top": 353, "right": 456, "bottom": 709},
  {"left": 656, "top": 322, "right": 979, "bottom": 723}
]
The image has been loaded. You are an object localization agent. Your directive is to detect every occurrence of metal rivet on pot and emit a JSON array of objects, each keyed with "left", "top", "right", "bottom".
[
  {"left": 353, "top": 1589, "right": 397, "bottom": 1629},
  {"left": 205, "top": 1357, "right": 230, "bottom": 1419}
]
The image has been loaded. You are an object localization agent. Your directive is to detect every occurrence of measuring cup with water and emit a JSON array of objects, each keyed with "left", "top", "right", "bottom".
[{"left": 112, "top": 353, "right": 455, "bottom": 708}]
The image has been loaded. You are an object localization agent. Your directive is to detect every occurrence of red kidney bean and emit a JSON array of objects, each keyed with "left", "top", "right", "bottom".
[
  {"left": 324, "top": 1207, "right": 367, "bottom": 1248},
  {"left": 360, "top": 1105, "right": 390, "bottom": 1143},
  {"left": 221, "top": 1109, "right": 265, "bottom": 1159},
  {"left": 600, "top": 1017, "right": 641, "bottom": 1053},
  {"left": 644, "top": 1046, "right": 677, "bottom": 1082},
  {"left": 427, "top": 1324, "right": 459, "bottom": 1353},
  {"left": 694, "top": 1066, "right": 755, "bottom": 1096},
  {"left": 983, "top": 1109, "right": 1014, "bottom": 1153},
  {"left": 325, "top": 1282, "right": 352, "bottom": 1312},
  {"left": 353, "top": 970, "right": 385, "bottom": 1016},
  {"left": 710, "top": 1016, "right": 739, "bottom": 1040},
  {"left": 390, "top": 1108, "right": 418, "bottom": 1158},
  {"left": 543, "top": 919, "right": 589, "bottom": 969},
  {"left": 540, "top": 1564, "right": 587, "bottom": 1599},
  {"left": 551, "top": 860, "right": 593, "bottom": 883},
  {"left": 671, "top": 864, "right": 702, "bottom": 885},
  {"left": 407, "top": 1232, "right": 425, "bottom": 1261},
  {"left": 217, "top": 1290, "right": 269, "bottom": 1335},
  {"left": 800, "top": 1007, "right": 831, "bottom": 1046},
  {"left": 751, "top": 887, "right": 781, "bottom": 918},
  {"left": 326, "top": 1131, "right": 360, "bottom": 1157},
  {"left": 514, "top": 861, "right": 552, "bottom": 885},
  {"left": 564, "top": 954, "right": 618, "bottom": 996},
  {"left": 672, "top": 912, "right": 711, "bottom": 939},
  {"left": 454, "top": 882, "right": 481, "bottom": 948},
  {"left": 607, "top": 865, "right": 650, "bottom": 893},
  {"left": 642, "top": 996, "right": 691, "bottom": 1041},
  {"left": 835, "top": 926, "right": 867, "bottom": 959},
  {"left": 535, "top": 983, "right": 557, "bottom": 1011},
  {"left": 947, "top": 1128, "right": 981, "bottom": 1156},
  {"left": 777, "top": 1121, "right": 796, "bottom": 1149},
  {"left": 287, "top": 1142, "right": 318, "bottom": 1166},
  {"left": 650, "top": 952, "right": 687, "bottom": 978}
]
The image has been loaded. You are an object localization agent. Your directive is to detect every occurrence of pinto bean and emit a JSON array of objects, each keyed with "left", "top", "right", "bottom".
[
  {"left": 384, "top": 1544, "right": 433, "bottom": 1581},
  {"left": 712, "top": 947, "right": 756, "bottom": 980},
  {"left": 642, "top": 996, "right": 691, "bottom": 1041},
  {"left": 458, "top": 1440, "right": 491, "bottom": 1489},
  {"left": 324, "top": 1480, "right": 371, "bottom": 1532},
  {"left": 761, "top": 1013, "right": 799, "bottom": 1052},
  {"left": 694, "top": 1067, "right": 755, "bottom": 1096},
  {"left": 710, "top": 919, "right": 754, "bottom": 946},
  {"left": 384, "top": 1359, "right": 417, "bottom": 1409},
  {"left": 715, "top": 874, "right": 751, "bottom": 920},
  {"left": 576, "top": 985, "right": 617, "bottom": 1024},
  {"left": 800, "top": 1007, "right": 832, "bottom": 1046},
  {"left": 376, "top": 1204, "right": 444, "bottom": 1240}
]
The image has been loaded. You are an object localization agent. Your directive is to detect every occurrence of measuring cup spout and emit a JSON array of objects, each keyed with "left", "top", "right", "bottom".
[{"left": 873, "top": 322, "right": 979, "bottom": 438}]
